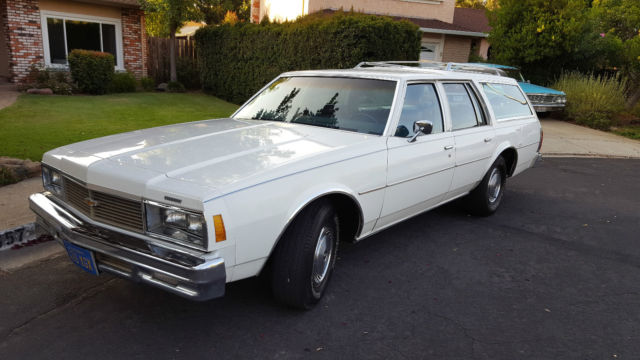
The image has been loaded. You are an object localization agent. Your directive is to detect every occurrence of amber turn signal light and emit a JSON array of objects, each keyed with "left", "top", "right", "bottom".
[{"left": 213, "top": 215, "right": 226, "bottom": 242}]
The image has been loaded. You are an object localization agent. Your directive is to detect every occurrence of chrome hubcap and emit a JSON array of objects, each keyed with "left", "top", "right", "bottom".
[
  {"left": 312, "top": 227, "right": 333, "bottom": 289},
  {"left": 487, "top": 168, "right": 502, "bottom": 203}
]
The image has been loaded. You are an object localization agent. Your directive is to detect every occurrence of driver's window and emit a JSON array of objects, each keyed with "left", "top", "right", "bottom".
[{"left": 395, "top": 83, "right": 443, "bottom": 138}]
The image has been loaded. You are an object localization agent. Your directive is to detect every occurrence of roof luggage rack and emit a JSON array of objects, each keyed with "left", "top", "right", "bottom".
[{"left": 355, "top": 60, "right": 507, "bottom": 76}]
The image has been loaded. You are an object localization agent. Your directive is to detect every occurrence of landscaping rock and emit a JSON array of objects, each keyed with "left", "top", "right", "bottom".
[
  {"left": 157, "top": 83, "right": 168, "bottom": 92},
  {"left": 26, "top": 88, "right": 53, "bottom": 95},
  {"left": 0, "top": 157, "right": 41, "bottom": 185}
]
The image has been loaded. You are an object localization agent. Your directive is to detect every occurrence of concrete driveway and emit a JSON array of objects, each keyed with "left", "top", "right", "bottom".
[{"left": 540, "top": 118, "right": 640, "bottom": 158}]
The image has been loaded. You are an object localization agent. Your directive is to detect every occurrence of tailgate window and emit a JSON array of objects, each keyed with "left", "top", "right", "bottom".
[{"left": 482, "top": 83, "right": 532, "bottom": 120}]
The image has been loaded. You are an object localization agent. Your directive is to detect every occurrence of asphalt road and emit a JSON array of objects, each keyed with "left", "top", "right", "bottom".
[{"left": 1, "top": 158, "right": 639, "bottom": 359}]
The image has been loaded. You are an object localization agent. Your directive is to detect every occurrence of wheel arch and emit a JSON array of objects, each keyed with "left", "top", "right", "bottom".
[
  {"left": 259, "top": 189, "right": 364, "bottom": 274},
  {"left": 491, "top": 143, "right": 518, "bottom": 177}
]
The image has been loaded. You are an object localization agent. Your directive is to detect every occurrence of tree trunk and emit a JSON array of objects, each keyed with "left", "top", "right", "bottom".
[
  {"left": 169, "top": 28, "right": 177, "bottom": 82},
  {"left": 627, "top": 84, "right": 640, "bottom": 110}
]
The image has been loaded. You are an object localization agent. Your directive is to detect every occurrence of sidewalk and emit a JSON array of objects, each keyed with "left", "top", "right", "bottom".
[
  {"left": 540, "top": 119, "right": 640, "bottom": 159},
  {"left": 0, "top": 82, "right": 19, "bottom": 110},
  {"left": 0, "top": 177, "right": 42, "bottom": 230}
]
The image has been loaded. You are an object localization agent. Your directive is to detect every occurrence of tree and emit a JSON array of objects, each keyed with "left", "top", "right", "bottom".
[
  {"left": 192, "top": 0, "right": 249, "bottom": 25},
  {"left": 592, "top": 0, "right": 640, "bottom": 108},
  {"left": 142, "top": 0, "right": 249, "bottom": 83},
  {"left": 141, "top": 0, "right": 192, "bottom": 82},
  {"left": 487, "top": 0, "right": 606, "bottom": 84},
  {"left": 456, "top": 0, "right": 498, "bottom": 10}
]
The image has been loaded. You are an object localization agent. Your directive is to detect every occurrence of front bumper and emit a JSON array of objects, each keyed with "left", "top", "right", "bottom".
[
  {"left": 532, "top": 104, "right": 565, "bottom": 113},
  {"left": 29, "top": 192, "right": 226, "bottom": 301}
]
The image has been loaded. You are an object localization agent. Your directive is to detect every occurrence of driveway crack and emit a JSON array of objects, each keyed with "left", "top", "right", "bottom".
[{"left": 0, "top": 278, "right": 118, "bottom": 342}]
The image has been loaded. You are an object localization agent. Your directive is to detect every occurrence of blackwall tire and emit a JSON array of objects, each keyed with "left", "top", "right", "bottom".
[
  {"left": 271, "top": 199, "right": 339, "bottom": 309},
  {"left": 465, "top": 157, "right": 507, "bottom": 216}
]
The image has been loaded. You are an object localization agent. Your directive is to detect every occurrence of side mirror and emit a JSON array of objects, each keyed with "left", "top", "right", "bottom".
[{"left": 409, "top": 120, "right": 433, "bottom": 143}]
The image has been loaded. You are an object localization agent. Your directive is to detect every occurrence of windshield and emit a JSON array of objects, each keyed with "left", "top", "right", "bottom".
[
  {"left": 233, "top": 77, "right": 397, "bottom": 135},
  {"left": 502, "top": 68, "right": 525, "bottom": 82}
]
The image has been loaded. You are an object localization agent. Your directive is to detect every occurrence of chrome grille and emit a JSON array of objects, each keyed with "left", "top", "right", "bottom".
[
  {"left": 62, "top": 177, "right": 144, "bottom": 232},
  {"left": 527, "top": 94, "right": 557, "bottom": 104},
  {"left": 65, "top": 179, "right": 91, "bottom": 214}
]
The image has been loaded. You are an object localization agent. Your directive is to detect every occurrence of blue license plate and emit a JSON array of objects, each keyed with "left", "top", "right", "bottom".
[{"left": 63, "top": 240, "right": 99, "bottom": 276}]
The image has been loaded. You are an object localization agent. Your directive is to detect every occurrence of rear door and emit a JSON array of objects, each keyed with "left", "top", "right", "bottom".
[{"left": 442, "top": 82, "right": 497, "bottom": 197}]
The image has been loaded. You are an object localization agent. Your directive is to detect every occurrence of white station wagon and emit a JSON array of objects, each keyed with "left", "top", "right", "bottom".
[{"left": 30, "top": 63, "right": 542, "bottom": 308}]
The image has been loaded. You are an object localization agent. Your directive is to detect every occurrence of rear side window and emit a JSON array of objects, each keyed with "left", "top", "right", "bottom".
[
  {"left": 443, "top": 83, "right": 487, "bottom": 131},
  {"left": 482, "top": 83, "right": 532, "bottom": 120}
]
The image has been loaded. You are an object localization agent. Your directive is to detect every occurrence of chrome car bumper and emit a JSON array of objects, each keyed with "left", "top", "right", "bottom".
[
  {"left": 29, "top": 192, "right": 226, "bottom": 301},
  {"left": 532, "top": 104, "right": 565, "bottom": 113}
]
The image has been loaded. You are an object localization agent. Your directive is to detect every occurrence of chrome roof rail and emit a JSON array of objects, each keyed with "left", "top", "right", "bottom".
[{"left": 354, "top": 60, "right": 506, "bottom": 76}]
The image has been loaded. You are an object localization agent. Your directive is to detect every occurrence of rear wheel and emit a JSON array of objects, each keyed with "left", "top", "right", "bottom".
[
  {"left": 465, "top": 157, "right": 507, "bottom": 216},
  {"left": 271, "top": 199, "right": 339, "bottom": 309}
]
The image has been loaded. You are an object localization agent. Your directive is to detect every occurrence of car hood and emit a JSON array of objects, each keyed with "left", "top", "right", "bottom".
[
  {"left": 518, "top": 82, "right": 565, "bottom": 96},
  {"left": 43, "top": 118, "right": 379, "bottom": 201}
]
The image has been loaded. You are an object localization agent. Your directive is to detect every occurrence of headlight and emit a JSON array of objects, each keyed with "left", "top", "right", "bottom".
[
  {"left": 145, "top": 202, "right": 207, "bottom": 248},
  {"left": 42, "top": 166, "right": 64, "bottom": 197},
  {"left": 555, "top": 96, "right": 566, "bottom": 104}
]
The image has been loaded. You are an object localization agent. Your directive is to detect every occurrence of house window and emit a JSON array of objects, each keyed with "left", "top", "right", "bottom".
[{"left": 41, "top": 11, "right": 123, "bottom": 69}]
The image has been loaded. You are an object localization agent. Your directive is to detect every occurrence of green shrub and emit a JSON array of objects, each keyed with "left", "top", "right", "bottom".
[
  {"left": 552, "top": 72, "right": 628, "bottom": 130},
  {"left": 167, "top": 81, "right": 186, "bottom": 92},
  {"left": 108, "top": 72, "right": 137, "bottom": 93},
  {"left": 177, "top": 58, "right": 201, "bottom": 90},
  {"left": 68, "top": 49, "right": 114, "bottom": 94},
  {"left": 195, "top": 10, "right": 421, "bottom": 103},
  {"left": 140, "top": 77, "right": 155, "bottom": 91},
  {"left": 24, "top": 66, "right": 75, "bottom": 95}
]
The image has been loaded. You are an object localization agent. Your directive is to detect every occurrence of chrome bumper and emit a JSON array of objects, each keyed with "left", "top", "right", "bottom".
[
  {"left": 29, "top": 192, "right": 226, "bottom": 301},
  {"left": 533, "top": 104, "right": 565, "bottom": 113}
]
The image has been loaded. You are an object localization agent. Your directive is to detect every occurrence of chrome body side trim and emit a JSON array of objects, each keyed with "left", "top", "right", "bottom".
[{"left": 30, "top": 192, "right": 226, "bottom": 301}]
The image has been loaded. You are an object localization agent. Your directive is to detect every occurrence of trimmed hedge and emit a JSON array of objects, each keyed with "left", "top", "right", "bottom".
[
  {"left": 68, "top": 50, "right": 114, "bottom": 95},
  {"left": 108, "top": 72, "right": 137, "bottom": 93},
  {"left": 195, "top": 11, "right": 421, "bottom": 103}
]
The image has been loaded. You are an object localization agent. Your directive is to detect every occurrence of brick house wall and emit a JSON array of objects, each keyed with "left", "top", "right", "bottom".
[
  {"left": 442, "top": 35, "right": 472, "bottom": 63},
  {"left": 0, "top": 0, "right": 147, "bottom": 83},
  {"left": 251, "top": 0, "right": 260, "bottom": 23},
  {"left": 4, "top": 0, "right": 44, "bottom": 83},
  {"left": 121, "top": 7, "right": 147, "bottom": 79}
]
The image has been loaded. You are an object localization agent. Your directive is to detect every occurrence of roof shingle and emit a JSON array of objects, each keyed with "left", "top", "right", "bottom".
[{"left": 452, "top": 7, "right": 491, "bottom": 33}]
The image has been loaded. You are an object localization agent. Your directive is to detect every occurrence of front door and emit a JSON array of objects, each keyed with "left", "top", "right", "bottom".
[{"left": 375, "top": 83, "right": 455, "bottom": 230}]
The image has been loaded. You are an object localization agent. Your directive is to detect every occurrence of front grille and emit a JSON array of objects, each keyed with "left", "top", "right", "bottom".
[
  {"left": 527, "top": 94, "right": 557, "bottom": 104},
  {"left": 62, "top": 177, "right": 144, "bottom": 232}
]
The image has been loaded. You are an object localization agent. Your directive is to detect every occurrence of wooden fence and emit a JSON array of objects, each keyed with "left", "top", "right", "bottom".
[{"left": 147, "top": 37, "right": 197, "bottom": 84}]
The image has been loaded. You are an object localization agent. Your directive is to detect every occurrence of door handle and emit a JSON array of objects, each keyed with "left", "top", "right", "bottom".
[
  {"left": 484, "top": 138, "right": 493, "bottom": 143},
  {"left": 444, "top": 145, "right": 454, "bottom": 150}
]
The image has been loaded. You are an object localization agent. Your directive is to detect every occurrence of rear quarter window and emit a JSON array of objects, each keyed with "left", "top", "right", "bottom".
[{"left": 481, "top": 83, "right": 532, "bottom": 120}]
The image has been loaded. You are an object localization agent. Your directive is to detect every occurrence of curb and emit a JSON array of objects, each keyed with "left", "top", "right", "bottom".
[
  {"left": 0, "top": 223, "right": 37, "bottom": 251},
  {"left": 541, "top": 153, "right": 640, "bottom": 159}
]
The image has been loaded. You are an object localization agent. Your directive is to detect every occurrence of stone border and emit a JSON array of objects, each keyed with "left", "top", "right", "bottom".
[{"left": 0, "top": 223, "right": 37, "bottom": 251}]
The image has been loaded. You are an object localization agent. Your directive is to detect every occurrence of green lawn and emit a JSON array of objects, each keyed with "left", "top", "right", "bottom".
[{"left": 0, "top": 92, "right": 238, "bottom": 161}]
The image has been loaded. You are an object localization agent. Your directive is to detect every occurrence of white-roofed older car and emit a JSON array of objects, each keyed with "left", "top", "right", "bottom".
[{"left": 30, "top": 62, "right": 542, "bottom": 308}]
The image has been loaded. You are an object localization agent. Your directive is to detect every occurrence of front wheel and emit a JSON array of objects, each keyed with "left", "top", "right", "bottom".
[
  {"left": 271, "top": 199, "right": 339, "bottom": 309},
  {"left": 465, "top": 157, "right": 507, "bottom": 216}
]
